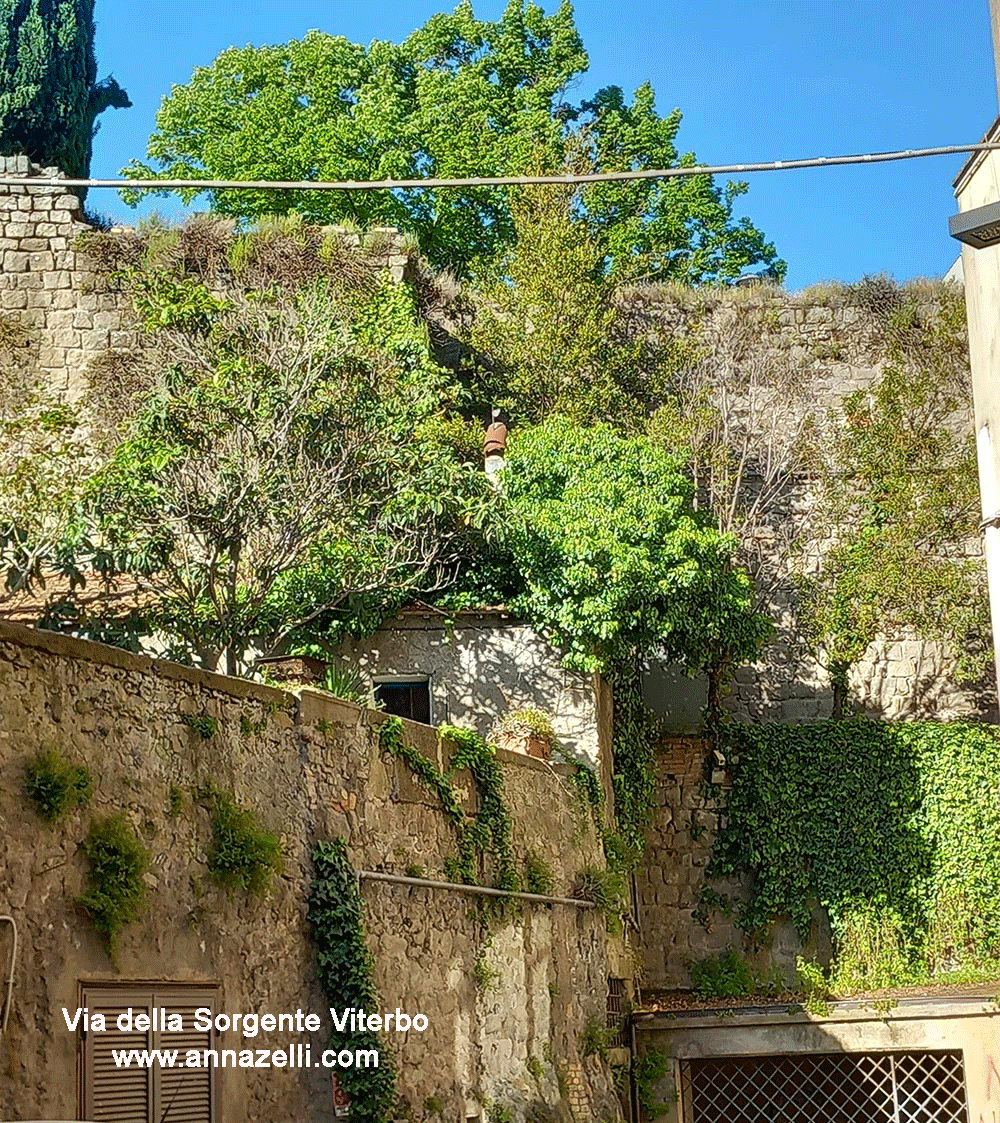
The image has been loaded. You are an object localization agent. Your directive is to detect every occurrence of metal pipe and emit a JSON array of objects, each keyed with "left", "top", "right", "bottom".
[
  {"left": 0, "top": 915, "right": 17, "bottom": 1035},
  {"left": 357, "top": 870, "right": 595, "bottom": 908}
]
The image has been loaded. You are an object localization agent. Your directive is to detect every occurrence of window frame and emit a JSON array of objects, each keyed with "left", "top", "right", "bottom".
[{"left": 372, "top": 674, "right": 434, "bottom": 725}]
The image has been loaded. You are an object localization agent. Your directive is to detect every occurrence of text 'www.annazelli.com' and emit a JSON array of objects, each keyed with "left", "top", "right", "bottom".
[{"left": 113, "top": 1045, "right": 378, "bottom": 1069}]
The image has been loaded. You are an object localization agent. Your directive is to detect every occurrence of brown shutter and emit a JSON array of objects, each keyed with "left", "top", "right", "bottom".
[
  {"left": 80, "top": 985, "right": 220, "bottom": 1123},
  {"left": 154, "top": 991, "right": 218, "bottom": 1123},
  {"left": 82, "top": 988, "right": 154, "bottom": 1123}
]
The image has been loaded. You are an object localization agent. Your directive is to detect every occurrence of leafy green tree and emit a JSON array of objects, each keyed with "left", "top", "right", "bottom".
[
  {"left": 799, "top": 291, "right": 989, "bottom": 716},
  {"left": 123, "top": 1, "right": 783, "bottom": 283},
  {"left": 68, "top": 226, "right": 486, "bottom": 673},
  {"left": 472, "top": 416, "right": 770, "bottom": 849},
  {"left": 0, "top": 0, "right": 130, "bottom": 183},
  {"left": 497, "top": 417, "right": 770, "bottom": 677},
  {"left": 465, "top": 183, "right": 650, "bottom": 427}
]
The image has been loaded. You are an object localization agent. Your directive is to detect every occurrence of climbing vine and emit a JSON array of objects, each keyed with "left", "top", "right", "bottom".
[
  {"left": 377, "top": 717, "right": 518, "bottom": 892},
  {"left": 708, "top": 719, "right": 1000, "bottom": 988},
  {"left": 308, "top": 839, "right": 397, "bottom": 1123}
]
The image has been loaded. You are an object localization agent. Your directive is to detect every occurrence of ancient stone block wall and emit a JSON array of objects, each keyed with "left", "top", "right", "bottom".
[
  {"left": 0, "top": 158, "right": 417, "bottom": 403},
  {"left": 630, "top": 284, "right": 995, "bottom": 727},
  {"left": 634, "top": 737, "right": 829, "bottom": 992},
  {"left": 0, "top": 619, "right": 623, "bottom": 1123},
  {"left": 0, "top": 156, "right": 138, "bottom": 400}
]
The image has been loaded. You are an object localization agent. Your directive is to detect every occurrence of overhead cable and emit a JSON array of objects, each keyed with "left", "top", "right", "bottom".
[{"left": 0, "top": 142, "right": 998, "bottom": 193}]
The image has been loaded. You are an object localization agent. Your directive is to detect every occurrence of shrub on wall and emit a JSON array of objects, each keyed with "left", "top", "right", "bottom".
[
  {"left": 79, "top": 814, "right": 149, "bottom": 963},
  {"left": 23, "top": 747, "right": 92, "bottom": 822},
  {"left": 197, "top": 784, "right": 283, "bottom": 895},
  {"left": 709, "top": 719, "right": 1000, "bottom": 987}
]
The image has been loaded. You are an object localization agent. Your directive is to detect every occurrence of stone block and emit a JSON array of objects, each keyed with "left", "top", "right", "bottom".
[{"left": 0, "top": 289, "right": 27, "bottom": 309}]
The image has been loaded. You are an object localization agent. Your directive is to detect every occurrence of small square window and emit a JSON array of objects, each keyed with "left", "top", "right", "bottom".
[{"left": 374, "top": 678, "right": 432, "bottom": 724}]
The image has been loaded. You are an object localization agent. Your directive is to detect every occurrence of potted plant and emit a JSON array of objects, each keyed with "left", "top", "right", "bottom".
[{"left": 494, "top": 707, "right": 557, "bottom": 760}]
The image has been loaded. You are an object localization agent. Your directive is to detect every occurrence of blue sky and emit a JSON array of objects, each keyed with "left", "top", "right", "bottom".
[{"left": 90, "top": 0, "right": 998, "bottom": 290}]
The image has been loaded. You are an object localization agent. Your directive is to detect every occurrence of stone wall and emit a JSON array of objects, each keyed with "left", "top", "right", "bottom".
[
  {"left": 0, "top": 158, "right": 417, "bottom": 403},
  {"left": 634, "top": 737, "right": 829, "bottom": 993},
  {"left": 0, "top": 156, "right": 137, "bottom": 400},
  {"left": 0, "top": 618, "right": 624, "bottom": 1123},
  {"left": 628, "top": 282, "right": 995, "bottom": 727}
]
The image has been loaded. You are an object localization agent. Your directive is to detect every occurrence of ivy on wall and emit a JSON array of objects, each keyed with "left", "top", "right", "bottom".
[
  {"left": 378, "top": 717, "right": 518, "bottom": 892},
  {"left": 709, "top": 719, "right": 1000, "bottom": 987},
  {"left": 308, "top": 839, "right": 398, "bottom": 1122}
]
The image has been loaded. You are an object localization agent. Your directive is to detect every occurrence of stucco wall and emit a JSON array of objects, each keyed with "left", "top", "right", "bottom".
[
  {"left": 0, "top": 619, "right": 623, "bottom": 1123},
  {"left": 955, "top": 120, "right": 1000, "bottom": 700}
]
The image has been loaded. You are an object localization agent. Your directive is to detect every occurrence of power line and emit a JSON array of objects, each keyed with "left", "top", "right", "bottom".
[{"left": 0, "top": 142, "right": 998, "bottom": 193}]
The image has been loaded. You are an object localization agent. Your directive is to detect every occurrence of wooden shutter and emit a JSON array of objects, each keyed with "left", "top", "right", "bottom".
[
  {"left": 82, "top": 988, "right": 154, "bottom": 1123},
  {"left": 154, "top": 990, "right": 217, "bottom": 1123},
  {"left": 81, "top": 984, "right": 219, "bottom": 1123}
]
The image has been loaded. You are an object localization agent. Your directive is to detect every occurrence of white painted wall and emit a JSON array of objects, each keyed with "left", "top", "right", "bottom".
[{"left": 954, "top": 123, "right": 1000, "bottom": 703}]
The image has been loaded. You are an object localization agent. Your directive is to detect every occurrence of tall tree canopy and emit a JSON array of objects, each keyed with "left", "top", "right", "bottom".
[
  {"left": 124, "top": 0, "right": 783, "bottom": 284},
  {"left": 0, "top": 0, "right": 130, "bottom": 180}
]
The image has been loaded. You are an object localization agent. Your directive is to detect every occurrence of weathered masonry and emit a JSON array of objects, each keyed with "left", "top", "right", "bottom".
[{"left": 0, "top": 619, "right": 627, "bottom": 1122}]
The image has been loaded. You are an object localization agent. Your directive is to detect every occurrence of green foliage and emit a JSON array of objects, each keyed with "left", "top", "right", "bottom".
[
  {"left": 795, "top": 957, "right": 832, "bottom": 1016},
  {"left": 181, "top": 713, "right": 218, "bottom": 740},
  {"left": 318, "top": 661, "right": 370, "bottom": 706},
  {"left": 79, "top": 814, "right": 149, "bottom": 962},
  {"left": 634, "top": 1047, "right": 672, "bottom": 1120},
  {"left": 688, "top": 948, "right": 755, "bottom": 1001},
  {"left": 526, "top": 1055, "right": 544, "bottom": 1082},
  {"left": 23, "top": 747, "right": 92, "bottom": 822},
  {"left": 799, "top": 291, "right": 988, "bottom": 712},
  {"left": 466, "top": 183, "right": 653, "bottom": 428},
  {"left": 167, "top": 784, "right": 184, "bottom": 817},
  {"left": 123, "top": 3, "right": 781, "bottom": 283},
  {"left": 378, "top": 717, "right": 519, "bottom": 894},
  {"left": 710, "top": 720, "right": 1000, "bottom": 988},
  {"left": 198, "top": 784, "right": 282, "bottom": 896},
  {"left": 574, "top": 865, "right": 627, "bottom": 933},
  {"left": 486, "top": 1103, "right": 514, "bottom": 1123},
  {"left": 308, "top": 839, "right": 397, "bottom": 1122},
  {"left": 580, "top": 1013, "right": 614, "bottom": 1060},
  {"left": 500, "top": 418, "right": 770, "bottom": 676},
  {"left": 473, "top": 947, "right": 501, "bottom": 992},
  {"left": 72, "top": 232, "right": 486, "bottom": 673},
  {"left": 523, "top": 852, "right": 555, "bottom": 897},
  {"left": 0, "top": 0, "right": 130, "bottom": 183}
]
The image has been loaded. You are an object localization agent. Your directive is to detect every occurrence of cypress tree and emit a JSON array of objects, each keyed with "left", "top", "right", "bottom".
[{"left": 0, "top": 0, "right": 129, "bottom": 181}]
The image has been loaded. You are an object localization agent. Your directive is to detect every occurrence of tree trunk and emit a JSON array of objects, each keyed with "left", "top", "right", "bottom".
[{"left": 830, "top": 663, "right": 849, "bottom": 720}]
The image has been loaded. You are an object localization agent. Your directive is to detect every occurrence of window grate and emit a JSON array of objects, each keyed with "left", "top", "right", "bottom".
[
  {"left": 606, "top": 977, "right": 627, "bottom": 1049},
  {"left": 680, "top": 1050, "right": 968, "bottom": 1123}
]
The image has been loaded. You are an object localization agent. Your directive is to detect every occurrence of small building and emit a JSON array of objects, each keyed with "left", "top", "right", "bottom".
[{"left": 329, "top": 605, "right": 613, "bottom": 773}]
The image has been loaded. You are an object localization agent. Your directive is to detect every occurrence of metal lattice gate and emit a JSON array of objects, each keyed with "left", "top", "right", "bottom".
[{"left": 679, "top": 1050, "right": 968, "bottom": 1123}]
